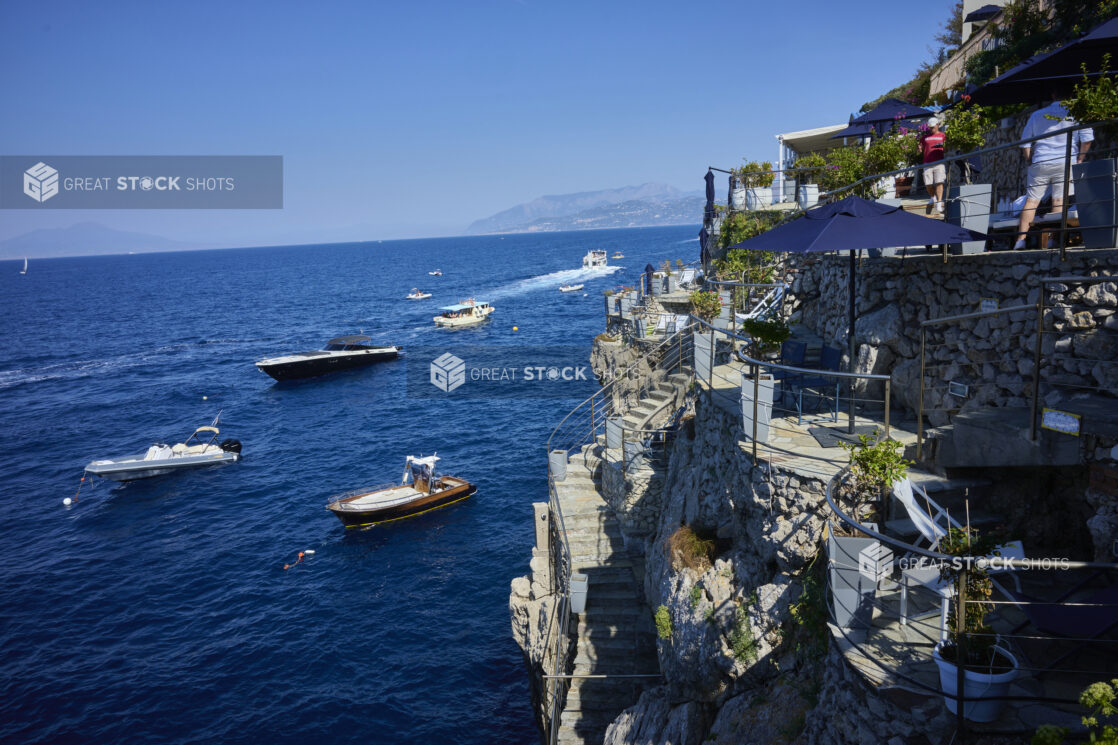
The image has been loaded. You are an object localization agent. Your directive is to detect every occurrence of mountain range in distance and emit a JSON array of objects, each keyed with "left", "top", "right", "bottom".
[
  {"left": 467, "top": 182, "right": 704, "bottom": 235},
  {"left": 0, "top": 222, "right": 209, "bottom": 259}
]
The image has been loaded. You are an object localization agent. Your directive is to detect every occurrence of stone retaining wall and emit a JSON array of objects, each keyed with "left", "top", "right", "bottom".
[{"left": 786, "top": 248, "right": 1118, "bottom": 426}]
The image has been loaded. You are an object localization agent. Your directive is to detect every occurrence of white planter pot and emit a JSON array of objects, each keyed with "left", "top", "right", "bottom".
[
  {"left": 740, "top": 372, "right": 774, "bottom": 442},
  {"left": 933, "top": 643, "right": 1019, "bottom": 723},
  {"left": 745, "top": 186, "right": 772, "bottom": 211},
  {"left": 730, "top": 176, "right": 746, "bottom": 210},
  {"left": 569, "top": 573, "right": 589, "bottom": 614},
  {"left": 798, "top": 184, "right": 819, "bottom": 209}
]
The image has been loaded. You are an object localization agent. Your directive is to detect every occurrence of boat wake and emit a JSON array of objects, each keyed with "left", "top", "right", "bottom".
[{"left": 486, "top": 266, "right": 621, "bottom": 300}]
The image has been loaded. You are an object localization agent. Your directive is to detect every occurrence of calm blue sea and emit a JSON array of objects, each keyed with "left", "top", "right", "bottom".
[{"left": 0, "top": 225, "right": 698, "bottom": 745}]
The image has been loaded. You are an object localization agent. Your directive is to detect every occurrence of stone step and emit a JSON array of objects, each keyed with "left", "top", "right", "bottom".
[
  {"left": 567, "top": 675, "right": 650, "bottom": 695},
  {"left": 560, "top": 707, "right": 623, "bottom": 728},
  {"left": 557, "top": 723, "right": 609, "bottom": 745},
  {"left": 576, "top": 630, "right": 652, "bottom": 648},
  {"left": 575, "top": 619, "right": 641, "bottom": 637}
]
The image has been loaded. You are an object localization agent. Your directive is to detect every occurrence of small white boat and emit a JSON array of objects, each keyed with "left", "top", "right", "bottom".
[
  {"left": 84, "top": 419, "right": 242, "bottom": 482},
  {"left": 407, "top": 288, "right": 432, "bottom": 300},
  {"left": 434, "top": 299, "right": 494, "bottom": 328},
  {"left": 20, "top": 257, "right": 28, "bottom": 275},
  {"left": 582, "top": 250, "right": 608, "bottom": 269},
  {"left": 559, "top": 283, "right": 584, "bottom": 293},
  {"left": 429, "top": 269, "right": 443, "bottom": 276},
  {"left": 611, "top": 252, "right": 624, "bottom": 259}
]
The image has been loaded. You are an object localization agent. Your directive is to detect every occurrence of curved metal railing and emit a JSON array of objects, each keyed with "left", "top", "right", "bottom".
[{"left": 823, "top": 466, "right": 1118, "bottom": 738}]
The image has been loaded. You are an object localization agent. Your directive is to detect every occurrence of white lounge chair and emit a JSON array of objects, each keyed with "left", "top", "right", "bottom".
[{"left": 891, "top": 477, "right": 1024, "bottom": 640}]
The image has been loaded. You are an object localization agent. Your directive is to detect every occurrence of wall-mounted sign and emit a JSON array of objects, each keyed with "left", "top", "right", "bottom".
[
  {"left": 949, "top": 381, "right": 969, "bottom": 398},
  {"left": 1041, "top": 408, "right": 1081, "bottom": 436},
  {"left": 980, "top": 298, "right": 998, "bottom": 313}
]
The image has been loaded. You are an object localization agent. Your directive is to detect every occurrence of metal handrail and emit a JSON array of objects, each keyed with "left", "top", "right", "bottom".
[{"left": 542, "top": 327, "right": 692, "bottom": 745}]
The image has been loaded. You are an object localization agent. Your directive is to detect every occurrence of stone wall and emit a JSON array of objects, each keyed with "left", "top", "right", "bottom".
[{"left": 785, "top": 248, "right": 1118, "bottom": 426}]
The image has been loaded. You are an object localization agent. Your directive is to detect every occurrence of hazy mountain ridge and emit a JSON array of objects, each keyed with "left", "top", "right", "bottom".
[
  {"left": 0, "top": 222, "right": 209, "bottom": 259},
  {"left": 491, "top": 196, "right": 705, "bottom": 233},
  {"left": 467, "top": 182, "right": 699, "bottom": 234}
]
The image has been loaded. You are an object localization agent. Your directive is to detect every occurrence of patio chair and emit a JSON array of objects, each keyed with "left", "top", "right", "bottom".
[
  {"left": 770, "top": 340, "right": 806, "bottom": 409},
  {"left": 891, "top": 478, "right": 1025, "bottom": 638},
  {"left": 792, "top": 345, "right": 842, "bottom": 424},
  {"left": 678, "top": 268, "right": 698, "bottom": 288}
]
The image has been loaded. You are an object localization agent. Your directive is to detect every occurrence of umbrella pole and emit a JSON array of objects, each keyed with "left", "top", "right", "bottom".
[{"left": 848, "top": 249, "right": 857, "bottom": 434}]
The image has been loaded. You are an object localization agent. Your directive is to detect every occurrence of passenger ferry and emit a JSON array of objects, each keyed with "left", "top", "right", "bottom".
[{"left": 433, "top": 299, "right": 494, "bottom": 328}]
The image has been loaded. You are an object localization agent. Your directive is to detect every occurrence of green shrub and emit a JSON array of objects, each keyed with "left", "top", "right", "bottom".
[
  {"left": 732, "top": 160, "right": 775, "bottom": 187},
  {"left": 716, "top": 211, "right": 784, "bottom": 253},
  {"left": 1033, "top": 677, "right": 1118, "bottom": 744},
  {"left": 839, "top": 428, "right": 911, "bottom": 510},
  {"left": 820, "top": 145, "right": 867, "bottom": 195},
  {"left": 1062, "top": 54, "right": 1118, "bottom": 141},
  {"left": 655, "top": 605, "right": 673, "bottom": 640},
  {"left": 791, "top": 153, "right": 826, "bottom": 184},
  {"left": 690, "top": 290, "right": 722, "bottom": 323},
  {"left": 689, "top": 583, "right": 704, "bottom": 609},
  {"left": 729, "top": 605, "right": 757, "bottom": 663},
  {"left": 739, "top": 317, "right": 791, "bottom": 359}
]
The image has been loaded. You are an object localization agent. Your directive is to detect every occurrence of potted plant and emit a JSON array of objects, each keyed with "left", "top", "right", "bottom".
[
  {"left": 792, "top": 153, "right": 826, "bottom": 207},
  {"left": 689, "top": 290, "right": 722, "bottom": 323},
  {"left": 826, "top": 430, "right": 910, "bottom": 633},
  {"left": 735, "top": 160, "right": 775, "bottom": 210},
  {"left": 739, "top": 317, "right": 789, "bottom": 362},
  {"left": 736, "top": 317, "right": 789, "bottom": 445},
  {"left": 932, "top": 526, "right": 1020, "bottom": 723}
]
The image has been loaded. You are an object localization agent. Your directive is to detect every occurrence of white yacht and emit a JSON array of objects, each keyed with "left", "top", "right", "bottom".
[
  {"left": 433, "top": 299, "right": 494, "bottom": 328},
  {"left": 582, "top": 250, "right": 608, "bottom": 269},
  {"left": 559, "top": 283, "right": 584, "bottom": 293},
  {"left": 407, "top": 288, "right": 432, "bottom": 300}
]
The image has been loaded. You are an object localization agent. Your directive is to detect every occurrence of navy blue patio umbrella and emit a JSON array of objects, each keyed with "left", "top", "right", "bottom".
[
  {"left": 970, "top": 17, "right": 1118, "bottom": 105},
  {"left": 727, "top": 196, "right": 987, "bottom": 429},
  {"left": 704, "top": 169, "right": 716, "bottom": 217}
]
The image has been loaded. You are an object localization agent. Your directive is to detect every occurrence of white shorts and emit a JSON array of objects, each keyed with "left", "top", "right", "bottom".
[
  {"left": 923, "top": 163, "right": 946, "bottom": 185},
  {"left": 1026, "top": 160, "right": 1071, "bottom": 201}
]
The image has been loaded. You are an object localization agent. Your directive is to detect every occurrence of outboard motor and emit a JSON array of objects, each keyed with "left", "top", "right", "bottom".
[{"left": 220, "top": 438, "right": 242, "bottom": 454}]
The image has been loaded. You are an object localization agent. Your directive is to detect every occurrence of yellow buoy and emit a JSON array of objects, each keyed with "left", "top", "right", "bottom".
[{"left": 513, "top": 326, "right": 518, "bottom": 331}]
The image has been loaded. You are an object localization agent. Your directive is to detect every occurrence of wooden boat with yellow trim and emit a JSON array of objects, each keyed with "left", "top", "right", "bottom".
[{"left": 325, "top": 455, "right": 476, "bottom": 528}]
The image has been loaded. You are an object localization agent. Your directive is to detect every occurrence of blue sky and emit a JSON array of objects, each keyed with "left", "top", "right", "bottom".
[{"left": 0, "top": 0, "right": 953, "bottom": 245}]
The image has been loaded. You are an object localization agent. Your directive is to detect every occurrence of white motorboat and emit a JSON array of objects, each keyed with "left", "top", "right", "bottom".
[
  {"left": 582, "top": 250, "right": 608, "bottom": 269},
  {"left": 559, "top": 283, "right": 584, "bottom": 293},
  {"left": 611, "top": 252, "right": 624, "bottom": 259},
  {"left": 433, "top": 299, "right": 494, "bottom": 328},
  {"left": 429, "top": 269, "right": 443, "bottom": 276},
  {"left": 407, "top": 288, "right": 432, "bottom": 300},
  {"left": 84, "top": 420, "right": 242, "bottom": 482}
]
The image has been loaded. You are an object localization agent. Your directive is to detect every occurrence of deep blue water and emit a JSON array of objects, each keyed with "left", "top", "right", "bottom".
[{"left": 0, "top": 225, "right": 699, "bottom": 745}]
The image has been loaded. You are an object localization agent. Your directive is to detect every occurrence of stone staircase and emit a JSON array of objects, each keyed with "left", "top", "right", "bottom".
[
  {"left": 551, "top": 445, "right": 659, "bottom": 745},
  {"left": 621, "top": 372, "right": 690, "bottom": 433}
]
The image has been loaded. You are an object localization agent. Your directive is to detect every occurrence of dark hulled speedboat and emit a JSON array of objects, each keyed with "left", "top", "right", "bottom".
[
  {"left": 326, "top": 455, "right": 476, "bottom": 528},
  {"left": 255, "top": 335, "right": 399, "bottom": 381}
]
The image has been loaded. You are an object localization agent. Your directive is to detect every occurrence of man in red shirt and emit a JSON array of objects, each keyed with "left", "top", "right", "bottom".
[{"left": 921, "top": 116, "right": 946, "bottom": 213}]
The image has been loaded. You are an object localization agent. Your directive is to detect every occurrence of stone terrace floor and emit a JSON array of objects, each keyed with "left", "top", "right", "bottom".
[{"left": 832, "top": 568, "right": 1118, "bottom": 738}]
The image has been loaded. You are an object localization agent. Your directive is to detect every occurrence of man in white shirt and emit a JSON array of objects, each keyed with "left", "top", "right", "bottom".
[{"left": 1013, "top": 93, "right": 1093, "bottom": 250}]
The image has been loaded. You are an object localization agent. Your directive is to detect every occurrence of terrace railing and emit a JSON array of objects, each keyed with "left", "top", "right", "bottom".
[
  {"left": 824, "top": 467, "right": 1118, "bottom": 741},
  {"left": 541, "top": 327, "right": 693, "bottom": 745}
]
